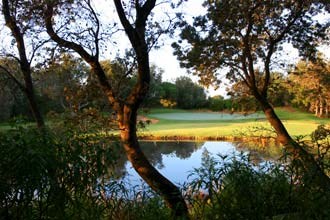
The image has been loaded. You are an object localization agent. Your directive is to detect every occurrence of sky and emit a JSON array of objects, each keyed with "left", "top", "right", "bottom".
[
  {"left": 95, "top": 0, "right": 225, "bottom": 96},
  {"left": 98, "top": 0, "right": 329, "bottom": 97},
  {"left": 1, "top": 0, "right": 329, "bottom": 97}
]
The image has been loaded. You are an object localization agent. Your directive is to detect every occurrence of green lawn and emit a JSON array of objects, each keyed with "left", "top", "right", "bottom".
[
  {"left": 138, "top": 107, "right": 330, "bottom": 139},
  {"left": 1, "top": 107, "right": 329, "bottom": 140}
]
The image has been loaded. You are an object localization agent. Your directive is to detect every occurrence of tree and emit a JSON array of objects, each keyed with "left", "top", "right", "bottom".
[
  {"left": 43, "top": 0, "right": 188, "bottom": 217},
  {"left": 0, "top": 58, "right": 30, "bottom": 121},
  {"left": 226, "top": 71, "right": 289, "bottom": 112},
  {"left": 289, "top": 56, "right": 330, "bottom": 117},
  {"left": 208, "top": 95, "right": 231, "bottom": 112},
  {"left": 35, "top": 53, "right": 96, "bottom": 113},
  {"left": 142, "top": 64, "right": 164, "bottom": 107},
  {"left": 226, "top": 80, "right": 260, "bottom": 112},
  {"left": 267, "top": 72, "right": 291, "bottom": 107},
  {"left": 1, "top": 0, "right": 46, "bottom": 128},
  {"left": 173, "top": 0, "right": 330, "bottom": 186},
  {"left": 175, "top": 76, "right": 207, "bottom": 109},
  {"left": 159, "top": 81, "right": 177, "bottom": 108}
]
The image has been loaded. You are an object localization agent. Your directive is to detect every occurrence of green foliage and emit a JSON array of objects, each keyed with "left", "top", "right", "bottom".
[
  {"left": 0, "top": 124, "right": 173, "bottom": 219},
  {"left": 208, "top": 96, "right": 232, "bottom": 112},
  {"left": 1, "top": 122, "right": 330, "bottom": 219},
  {"left": 0, "top": 58, "right": 33, "bottom": 121},
  {"left": 0, "top": 126, "right": 115, "bottom": 219},
  {"left": 175, "top": 76, "right": 207, "bottom": 109},
  {"left": 186, "top": 144, "right": 330, "bottom": 220},
  {"left": 288, "top": 56, "right": 330, "bottom": 117}
]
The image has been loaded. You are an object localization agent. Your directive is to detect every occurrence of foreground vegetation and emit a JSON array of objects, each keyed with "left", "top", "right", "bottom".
[
  {"left": 1, "top": 124, "right": 329, "bottom": 219},
  {"left": 138, "top": 107, "right": 330, "bottom": 140}
]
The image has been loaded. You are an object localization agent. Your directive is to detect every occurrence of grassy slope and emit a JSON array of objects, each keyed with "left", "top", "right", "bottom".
[
  {"left": 1, "top": 107, "right": 328, "bottom": 139},
  {"left": 138, "top": 107, "right": 330, "bottom": 139}
]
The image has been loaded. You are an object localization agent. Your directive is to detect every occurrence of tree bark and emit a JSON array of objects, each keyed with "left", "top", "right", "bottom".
[{"left": 118, "top": 106, "right": 188, "bottom": 218}]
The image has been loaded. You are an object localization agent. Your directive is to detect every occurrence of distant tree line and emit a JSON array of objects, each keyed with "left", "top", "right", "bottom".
[
  {"left": 0, "top": 54, "right": 207, "bottom": 121},
  {"left": 1, "top": 54, "right": 329, "bottom": 122},
  {"left": 222, "top": 54, "right": 330, "bottom": 117}
]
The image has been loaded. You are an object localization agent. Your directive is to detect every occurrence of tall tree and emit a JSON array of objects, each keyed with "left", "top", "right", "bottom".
[
  {"left": 175, "top": 76, "right": 207, "bottom": 109},
  {"left": 43, "top": 0, "right": 188, "bottom": 217},
  {"left": 289, "top": 56, "right": 330, "bottom": 117},
  {"left": 1, "top": 0, "right": 46, "bottom": 128},
  {"left": 35, "top": 53, "right": 97, "bottom": 113},
  {"left": 173, "top": 0, "right": 330, "bottom": 186}
]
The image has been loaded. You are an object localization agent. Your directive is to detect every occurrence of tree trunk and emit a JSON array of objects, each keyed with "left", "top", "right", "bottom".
[
  {"left": 2, "top": 0, "right": 45, "bottom": 129},
  {"left": 320, "top": 98, "right": 323, "bottom": 118},
  {"left": 25, "top": 86, "right": 45, "bottom": 128},
  {"left": 23, "top": 66, "right": 44, "bottom": 128},
  {"left": 44, "top": 1, "right": 189, "bottom": 216},
  {"left": 254, "top": 93, "right": 330, "bottom": 188},
  {"left": 118, "top": 106, "right": 189, "bottom": 218}
]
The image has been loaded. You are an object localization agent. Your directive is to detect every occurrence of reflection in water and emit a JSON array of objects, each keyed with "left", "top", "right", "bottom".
[
  {"left": 118, "top": 141, "right": 279, "bottom": 186},
  {"left": 233, "top": 141, "right": 282, "bottom": 165}
]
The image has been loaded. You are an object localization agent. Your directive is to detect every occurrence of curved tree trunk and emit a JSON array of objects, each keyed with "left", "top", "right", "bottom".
[
  {"left": 118, "top": 106, "right": 188, "bottom": 218},
  {"left": 254, "top": 93, "right": 330, "bottom": 188},
  {"left": 44, "top": 1, "right": 189, "bottom": 217}
]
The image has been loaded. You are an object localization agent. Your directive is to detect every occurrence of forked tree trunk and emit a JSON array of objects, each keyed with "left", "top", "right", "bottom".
[
  {"left": 44, "top": 1, "right": 189, "bottom": 217},
  {"left": 255, "top": 93, "right": 330, "bottom": 188},
  {"left": 117, "top": 106, "right": 188, "bottom": 218}
]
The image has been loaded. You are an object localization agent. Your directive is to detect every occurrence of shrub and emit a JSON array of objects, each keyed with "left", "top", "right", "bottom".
[{"left": 186, "top": 148, "right": 330, "bottom": 220}]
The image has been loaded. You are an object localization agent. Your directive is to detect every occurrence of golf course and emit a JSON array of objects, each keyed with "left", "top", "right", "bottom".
[{"left": 137, "top": 107, "right": 330, "bottom": 140}]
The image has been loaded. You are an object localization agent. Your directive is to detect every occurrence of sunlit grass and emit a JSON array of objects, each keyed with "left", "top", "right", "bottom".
[
  {"left": 138, "top": 107, "right": 330, "bottom": 139},
  {"left": 0, "top": 107, "right": 329, "bottom": 139}
]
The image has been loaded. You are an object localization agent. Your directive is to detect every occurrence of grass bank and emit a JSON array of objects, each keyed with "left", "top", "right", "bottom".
[
  {"left": 137, "top": 107, "right": 330, "bottom": 140},
  {"left": 1, "top": 107, "right": 328, "bottom": 141}
]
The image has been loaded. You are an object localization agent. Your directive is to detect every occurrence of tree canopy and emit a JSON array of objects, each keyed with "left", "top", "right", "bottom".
[
  {"left": 173, "top": 0, "right": 330, "bottom": 189},
  {"left": 289, "top": 55, "right": 330, "bottom": 117},
  {"left": 173, "top": 0, "right": 329, "bottom": 97}
]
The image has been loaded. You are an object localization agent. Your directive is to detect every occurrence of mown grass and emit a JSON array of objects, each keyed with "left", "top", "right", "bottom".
[
  {"left": 138, "top": 107, "right": 330, "bottom": 139},
  {"left": 1, "top": 107, "right": 329, "bottom": 139}
]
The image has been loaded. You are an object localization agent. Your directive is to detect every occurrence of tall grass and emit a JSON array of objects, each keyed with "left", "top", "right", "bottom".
[
  {"left": 1, "top": 122, "right": 329, "bottom": 219},
  {"left": 185, "top": 146, "right": 330, "bottom": 219},
  {"left": 0, "top": 125, "right": 172, "bottom": 220}
]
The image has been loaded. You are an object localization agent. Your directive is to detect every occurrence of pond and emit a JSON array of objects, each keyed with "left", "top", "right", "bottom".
[{"left": 122, "top": 141, "right": 281, "bottom": 186}]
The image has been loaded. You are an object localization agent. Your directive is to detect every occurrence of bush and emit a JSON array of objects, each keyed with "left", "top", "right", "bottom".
[
  {"left": 0, "top": 125, "right": 116, "bottom": 219},
  {"left": 186, "top": 148, "right": 330, "bottom": 220},
  {"left": 0, "top": 125, "right": 173, "bottom": 220},
  {"left": 1, "top": 124, "right": 329, "bottom": 219}
]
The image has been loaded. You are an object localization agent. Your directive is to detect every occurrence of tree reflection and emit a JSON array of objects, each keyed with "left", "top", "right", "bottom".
[
  {"left": 141, "top": 142, "right": 204, "bottom": 168},
  {"left": 232, "top": 141, "right": 282, "bottom": 165},
  {"left": 112, "top": 142, "right": 204, "bottom": 178}
]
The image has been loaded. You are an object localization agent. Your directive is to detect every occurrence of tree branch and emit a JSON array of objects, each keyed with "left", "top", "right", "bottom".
[{"left": 0, "top": 64, "right": 25, "bottom": 91}]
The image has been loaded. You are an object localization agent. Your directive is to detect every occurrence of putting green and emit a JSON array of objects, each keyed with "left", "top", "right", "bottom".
[{"left": 148, "top": 112, "right": 265, "bottom": 121}]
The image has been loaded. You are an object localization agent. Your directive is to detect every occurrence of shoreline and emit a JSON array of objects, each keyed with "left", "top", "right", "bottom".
[{"left": 137, "top": 134, "right": 279, "bottom": 144}]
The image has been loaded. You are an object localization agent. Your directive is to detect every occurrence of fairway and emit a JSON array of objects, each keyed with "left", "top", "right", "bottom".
[
  {"left": 139, "top": 108, "right": 330, "bottom": 140},
  {"left": 148, "top": 112, "right": 265, "bottom": 121}
]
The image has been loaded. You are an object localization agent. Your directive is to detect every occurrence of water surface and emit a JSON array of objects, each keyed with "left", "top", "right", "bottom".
[{"left": 123, "top": 141, "right": 278, "bottom": 186}]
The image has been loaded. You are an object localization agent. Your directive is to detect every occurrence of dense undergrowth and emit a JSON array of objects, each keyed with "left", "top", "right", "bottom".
[{"left": 0, "top": 123, "right": 329, "bottom": 219}]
